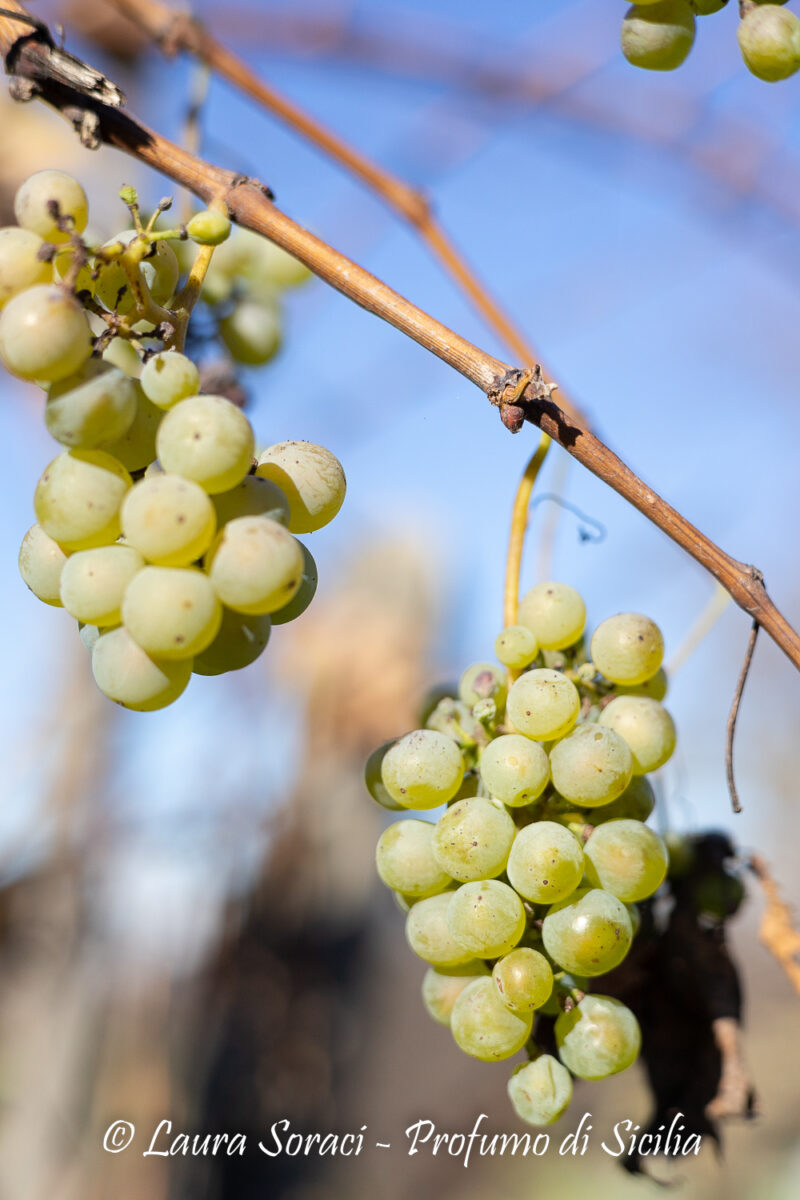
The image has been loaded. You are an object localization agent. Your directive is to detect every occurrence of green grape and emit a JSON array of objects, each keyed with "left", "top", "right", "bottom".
[
  {"left": 219, "top": 299, "right": 282, "bottom": 365},
  {"left": 52, "top": 245, "right": 94, "bottom": 296},
  {"left": 270, "top": 542, "right": 317, "bottom": 625},
  {"left": 59, "top": 543, "right": 143, "bottom": 626},
  {"left": 192, "top": 608, "right": 271, "bottom": 675},
  {"left": 691, "top": 0, "right": 727, "bottom": 14},
  {"left": 584, "top": 818, "right": 669, "bottom": 902},
  {"left": 425, "top": 697, "right": 484, "bottom": 747},
  {"left": 479, "top": 733, "right": 550, "bottom": 807},
  {"left": 598, "top": 695, "right": 676, "bottom": 774},
  {"left": 508, "top": 1056, "right": 572, "bottom": 1126},
  {"left": 590, "top": 612, "right": 664, "bottom": 685},
  {"left": 506, "top": 821, "right": 585, "bottom": 904},
  {"left": 0, "top": 285, "right": 92, "bottom": 382},
  {"left": 518, "top": 582, "right": 586, "bottom": 650},
  {"left": 376, "top": 819, "right": 452, "bottom": 898},
  {"left": 405, "top": 892, "right": 473, "bottom": 968},
  {"left": 157, "top": 395, "right": 254, "bottom": 493},
  {"left": 45, "top": 361, "right": 138, "bottom": 449},
  {"left": 421, "top": 962, "right": 490, "bottom": 1026},
  {"left": 103, "top": 388, "right": 162, "bottom": 472},
  {"left": 0, "top": 227, "right": 51, "bottom": 305},
  {"left": 614, "top": 666, "right": 668, "bottom": 701},
  {"left": 431, "top": 796, "right": 516, "bottom": 882},
  {"left": 213, "top": 474, "right": 290, "bottom": 528},
  {"left": 18, "top": 522, "right": 68, "bottom": 605},
  {"left": 364, "top": 740, "right": 404, "bottom": 811},
  {"left": 555, "top": 994, "right": 641, "bottom": 1080},
  {"left": 542, "top": 888, "right": 632, "bottom": 977},
  {"left": 447, "top": 879, "right": 526, "bottom": 959},
  {"left": 186, "top": 210, "right": 231, "bottom": 245},
  {"left": 101, "top": 337, "right": 142, "bottom": 378},
  {"left": 140, "top": 351, "right": 200, "bottom": 410},
  {"left": 95, "top": 230, "right": 179, "bottom": 313},
  {"left": 256, "top": 441, "right": 346, "bottom": 534},
  {"left": 549, "top": 724, "right": 633, "bottom": 807},
  {"left": 122, "top": 566, "right": 222, "bottom": 659},
  {"left": 495, "top": 625, "right": 539, "bottom": 669},
  {"left": 34, "top": 449, "right": 132, "bottom": 551},
  {"left": 214, "top": 228, "right": 311, "bottom": 289},
  {"left": 507, "top": 668, "right": 580, "bottom": 741},
  {"left": 418, "top": 683, "right": 458, "bottom": 727},
  {"left": 737, "top": 5, "right": 800, "bottom": 81},
  {"left": 590, "top": 775, "right": 655, "bottom": 824},
  {"left": 204, "top": 515, "right": 304, "bottom": 614},
  {"left": 450, "top": 976, "right": 532, "bottom": 1061},
  {"left": 459, "top": 662, "right": 507, "bottom": 713},
  {"left": 381, "top": 729, "right": 465, "bottom": 810},
  {"left": 621, "top": 1, "right": 696, "bottom": 70},
  {"left": 92, "top": 625, "right": 191, "bottom": 711},
  {"left": 493, "top": 948, "right": 553, "bottom": 1014},
  {"left": 121, "top": 474, "right": 217, "bottom": 566},
  {"left": 14, "top": 170, "right": 88, "bottom": 242}
]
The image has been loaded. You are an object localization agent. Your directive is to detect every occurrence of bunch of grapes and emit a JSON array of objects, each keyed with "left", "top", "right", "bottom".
[
  {"left": 5, "top": 170, "right": 345, "bottom": 710},
  {"left": 366, "top": 583, "right": 676, "bottom": 1127},
  {"left": 620, "top": 1, "right": 800, "bottom": 83}
]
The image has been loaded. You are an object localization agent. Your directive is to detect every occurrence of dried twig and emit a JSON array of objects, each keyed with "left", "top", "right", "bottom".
[
  {"left": 726, "top": 618, "right": 759, "bottom": 814},
  {"left": 749, "top": 855, "right": 800, "bottom": 997}
]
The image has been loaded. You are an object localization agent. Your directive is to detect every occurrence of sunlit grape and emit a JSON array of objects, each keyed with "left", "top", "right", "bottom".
[
  {"left": 598, "top": 695, "right": 676, "bottom": 773},
  {"left": 122, "top": 566, "right": 222, "bottom": 659},
  {"left": 15, "top": 170, "right": 88, "bottom": 242},
  {"left": 518, "top": 582, "right": 586, "bottom": 650},
  {"left": 59, "top": 543, "right": 143, "bottom": 625},
  {"left": 45, "top": 361, "right": 137, "bottom": 448},
  {"left": 447, "top": 879, "right": 526, "bottom": 959},
  {"left": 584, "top": 818, "right": 669, "bottom": 902},
  {"left": 590, "top": 612, "right": 664, "bottom": 685},
  {"left": 92, "top": 625, "right": 191, "bottom": 711},
  {"left": 738, "top": 5, "right": 800, "bottom": 81},
  {"left": 376, "top": 819, "right": 452, "bottom": 898},
  {"left": 432, "top": 796, "right": 516, "bottom": 882},
  {"left": 506, "top": 668, "right": 580, "bottom": 741},
  {"left": 205, "top": 515, "right": 303, "bottom": 614},
  {"left": 450, "top": 976, "right": 532, "bottom": 1061},
  {"left": 381, "top": 729, "right": 465, "bottom": 810},
  {"left": 506, "top": 821, "right": 585, "bottom": 904},
  {"left": 495, "top": 625, "right": 538, "bottom": 669},
  {"left": 492, "top": 948, "right": 553, "bottom": 1014},
  {"left": 621, "top": 1, "right": 696, "bottom": 71},
  {"left": 34, "top": 448, "right": 132, "bottom": 551},
  {"left": 256, "top": 441, "right": 345, "bottom": 533},
  {"left": 555, "top": 994, "right": 641, "bottom": 1080},
  {"left": 0, "top": 227, "right": 51, "bottom": 306},
  {"left": 18, "top": 523, "right": 68, "bottom": 606},
  {"left": 542, "top": 887, "right": 632, "bottom": 976},
  {"left": 140, "top": 351, "right": 200, "bottom": 410},
  {"left": 157, "top": 395, "right": 254, "bottom": 493},
  {"left": 459, "top": 661, "right": 507, "bottom": 711},
  {"left": 121, "top": 474, "right": 217, "bottom": 566},
  {"left": 479, "top": 734, "right": 550, "bottom": 807},
  {"left": 405, "top": 892, "right": 473, "bottom": 968},
  {"left": 422, "top": 962, "right": 490, "bottom": 1026},
  {"left": 549, "top": 723, "right": 633, "bottom": 807},
  {"left": 508, "top": 1056, "right": 572, "bottom": 1126},
  {"left": 0, "top": 285, "right": 92, "bottom": 382}
]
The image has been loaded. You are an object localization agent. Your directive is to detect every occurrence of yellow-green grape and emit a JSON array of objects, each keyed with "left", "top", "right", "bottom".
[
  {"left": 591, "top": 775, "right": 655, "bottom": 824},
  {"left": 590, "top": 612, "right": 664, "bottom": 685},
  {"left": 598, "top": 696, "right": 676, "bottom": 774},
  {"left": 518, "top": 582, "right": 586, "bottom": 650},
  {"left": 140, "top": 351, "right": 200, "bottom": 410},
  {"left": 614, "top": 666, "right": 668, "bottom": 701},
  {"left": 621, "top": 1, "right": 696, "bottom": 70},
  {"left": 256, "top": 441, "right": 346, "bottom": 533},
  {"left": 549, "top": 724, "right": 633, "bottom": 808},
  {"left": 212, "top": 475, "right": 289, "bottom": 527},
  {"left": 270, "top": 542, "right": 317, "bottom": 625},
  {"left": 364, "top": 740, "right": 404, "bottom": 811},
  {"left": 421, "top": 962, "right": 490, "bottom": 1026},
  {"left": 14, "top": 170, "right": 88, "bottom": 242},
  {"left": 584, "top": 819, "right": 669, "bottom": 902},
  {"left": 34, "top": 449, "right": 131, "bottom": 551},
  {"left": 447, "top": 879, "right": 526, "bottom": 959},
  {"left": 493, "top": 948, "right": 553, "bottom": 1014},
  {"left": 122, "top": 566, "right": 222, "bottom": 659},
  {"left": 376, "top": 819, "right": 452, "bottom": 899},
  {"left": 204, "top": 515, "right": 304, "bottom": 614},
  {"left": 450, "top": 976, "right": 532, "bottom": 1061},
  {"left": 495, "top": 624, "right": 539, "bottom": 669},
  {"left": 192, "top": 608, "right": 271, "bottom": 676},
  {"left": 555, "top": 994, "right": 641, "bottom": 1080},
  {"left": 92, "top": 625, "right": 191, "bottom": 711},
  {"left": 186, "top": 210, "right": 231, "bottom": 245},
  {"left": 45, "top": 361, "right": 138, "bottom": 448},
  {"left": 380, "top": 729, "right": 465, "bottom": 810},
  {"left": 542, "top": 888, "right": 632, "bottom": 977},
  {"left": 508, "top": 1056, "right": 573, "bottom": 1126},
  {"left": 479, "top": 733, "right": 549, "bottom": 807},
  {"left": 458, "top": 662, "right": 507, "bottom": 711},
  {"left": 0, "top": 227, "right": 51, "bottom": 305},
  {"left": 737, "top": 5, "right": 800, "bottom": 81},
  {"left": 507, "top": 668, "right": 580, "bottom": 741},
  {"left": 58, "top": 543, "right": 143, "bottom": 625},
  {"left": 432, "top": 796, "right": 516, "bottom": 882},
  {"left": 0, "top": 285, "right": 92, "bottom": 382},
  {"left": 219, "top": 299, "right": 282, "bottom": 365},
  {"left": 53, "top": 245, "right": 93, "bottom": 296},
  {"left": 405, "top": 892, "right": 473, "bottom": 968},
  {"left": 214, "top": 228, "right": 311, "bottom": 289},
  {"left": 692, "top": 0, "right": 727, "bottom": 14},
  {"left": 157, "top": 395, "right": 254, "bottom": 493},
  {"left": 121, "top": 474, "right": 216, "bottom": 566},
  {"left": 103, "top": 388, "right": 162, "bottom": 472},
  {"left": 95, "top": 231, "right": 179, "bottom": 313},
  {"left": 101, "top": 337, "right": 142, "bottom": 378},
  {"left": 18, "top": 523, "right": 68, "bottom": 605},
  {"left": 506, "top": 821, "right": 585, "bottom": 904}
]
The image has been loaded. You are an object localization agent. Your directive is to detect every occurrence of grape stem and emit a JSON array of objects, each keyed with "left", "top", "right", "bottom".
[
  {"left": 503, "top": 438, "right": 551, "bottom": 680},
  {"left": 726, "top": 619, "right": 759, "bottom": 815}
]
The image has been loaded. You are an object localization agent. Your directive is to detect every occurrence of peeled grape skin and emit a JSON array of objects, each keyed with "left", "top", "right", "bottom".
[
  {"left": 447, "top": 879, "right": 526, "bottom": 959},
  {"left": 518, "top": 581, "right": 586, "bottom": 650},
  {"left": 492, "top": 948, "right": 553, "bottom": 1014},
  {"left": 422, "top": 962, "right": 490, "bottom": 1026},
  {"left": 376, "top": 819, "right": 452, "bottom": 899},
  {"left": 590, "top": 612, "right": 665, "bottom": 686},
  {"left": 479, "top": 734, "right": 550, "bottom": 807},
  {"left": 737, "top": 5, "right": 800, "bottom": 81},
  {"left": 549, "top": 723, "right": 633, "bottom": 808},
  {"left": 507, "top": 669, "right": 580, "bottom": 741},
  {"left": 432, "top": 796, "right": 515, "bottom": 882},
  {"left": 508, "top": 1056, "right": 573, "bottom": 1126},
  {"left": 450, "top": 976, "right": 532, "bottom": 1062},
  {"left": 405, "top": 892, "right": 473, "bottom": 968},
  {"left": 598, "top": 695, "right": 676, "bottom": 774},
  {"left": 621, "top": 1, "right": 696, "bottom": 71},
  {"left": 584, "top": 818, "right": 669, "bottom": 902},
  {"left": 555, "top": 994, "right": 641, "bottom": 1080},
  {"left": 381, "top": 729, "right": 465, "bottom": 810},
  {"left": 506, "top": 821, "right": 585, "bottom": 904},
  {"left": 542, "top": 887, "right": 633, "bottom": 977}
]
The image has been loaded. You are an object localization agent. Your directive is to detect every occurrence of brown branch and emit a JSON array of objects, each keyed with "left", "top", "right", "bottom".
[
  {"left": 726, "top": 618, "right": 759, "bottom": 814},
  {"left": 749, "top": 855, "right": 800, "bottom": 998}
]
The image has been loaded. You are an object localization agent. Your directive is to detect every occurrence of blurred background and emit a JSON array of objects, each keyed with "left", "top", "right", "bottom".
[{"left": 0, "top": 0, "right": 799, "bottom": 1196}]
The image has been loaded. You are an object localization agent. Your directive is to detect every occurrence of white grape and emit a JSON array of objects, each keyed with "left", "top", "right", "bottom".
[
  {"left": 621, "top": 1, "right": 696, "bottom": 71},
  {"left": 381, "top": 729, "right": 465, "bottom": 810},
  {"left": 59, "top": 543, "right": 144, "bottom": 625},
  {"left": 518, "top": 582, "right": 586, "bottom": 650},
  {"left": 479, "top": 734, "right": 550, "bottom": 807},
  {"left": 34, "top": 448, "right": 132, "bottom": 551},
  {"left": 549, "top": 724, "right": 633, "bottom": 807},
  {"left": 256, "top": 441, "right": 346, "bottom": 533},
  {"left": 376, "top": 819, "right": 452, "bottom": 899},
  {"left": 590, "top": 612, "right": 664, "bottom": 685},
  {"left": 156, "top": 394, "right": 254, "bottom": 493},
  {"left": 14, "top": 170, "right": 88, "bottom": 242},
  {"left": 212, "top": 475, "right": 289, "bottom": 528},
  {"left": 506, "top": 668, "right": 580, "bottom": 741},
  {"left": 204, "top": 515, "right": 304, "bottom": 614},
  {"left": 18, "top": 523, "right": 68, "bottom": 605},
  {"left": 508, "top": 1056, "right": 573, "bottom": 1126},
  {"left": 45, "top": 361, "right": 138, "bottom": 448},
  {"left": 122, "top": 566, "right": 222, "bottom": 659},
  {"left": 92, "top": 625, "right": 191, "bottom": 711},
  {"left": 0, "top": 227, "right": 51, "bottom": 306},
  {"left": 140, "top": 351, "right": 200, "bottom": 410},
  {"left": 121, "top": 474, "right": 217, "bottom": 566},
  {"left": 103, "top": 388, "right": 163, "bottom": 472},
  {"left": 598, "top": 696, "right": 676, "bottom": 774},
  {"left": 0, "top": 284, "right": 92, "bottom": 382}
]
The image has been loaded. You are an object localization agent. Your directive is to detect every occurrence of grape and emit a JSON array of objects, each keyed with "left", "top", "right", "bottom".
[
  {"left": 493, "top": 948, "right": 553, "bottom": 1014},
  {"left": 219, "top": 299, "right": 282, "bottom": 365},
  {"left": 479, "top": 734, "right": 550, "bottom": 807},
  {"left": 591, "top": 775, "right": 655, "bottom": 824},
  {"left": 270, "top": 542, "right": 317, "bottom": 625},
  {"left": 432, "top": 796, "right": 516, "bottom": 882},
  {"left": 53, "top": 245, "right": 94, "bottom": 296},
  {"left": 102, "top": 337, "right": 142, "bottom": 378},
  {"left": 79, "top": 623, "right": 101, "bottom": 654},
  {"left": 213, "top": 474, "right": 290, "bottom": 528},
  {"left": 140, "top": 351, "right": 200, "bottom": 410},
  {"left": 555, "top": 994, "right": 641, "bottom": 1080},
  {"left": 92, "top": 625, "right": 192, "bottom": 711},
  {"left": 381, "top": 729, "right": 465, "bottom": 810},
  {"left": 590, "top": 613, "right": 664, "bottom": 685},
  {"left": 549, "top": 724, "right": 633, "bottom": 808},
  {"left": 121, "top": 474, "right": 217, "bottom": 566},
  {"left": 447, "top": 879, "right": 526, "bottom": 959},
  {"left": 14, "top": 170, "right": 88, "bottom": 242},
  {"left": 450, "top": 976, "right": 532, "bottom": 1061},
  {"left": 495, "top": 625, "right": 539, "bottom": 669},
  {"left": 0, "top": 285, "right": 92, "bottom": 382},
  {"left": 45, "top": 361, "right": 138, "bottom": 448},
  {"left": 542, "top": 888, "right": 632, "bottom": 977},
  {"left": 59, "top": 543, "right": 143, "bottom": 625},
  {"left": 18, "top": 523, "right": 68, "bottom": 605},
  {"left": 192, "top": 608, "right": 272, "bottom": 676},
  {"left": 205, "top": 515, "right": 304, "bottom": 614},
  {"left": 364, "top": 741, "right": 404, "bottom": 811},
  {"left": 95, "top": 231, "right": 179, "bottom": 313},
  {"left": 157, "top": 395, "right": 254, "bottom": 493},
  {"left": 186, "top": 210, "right": 231, "bottom": 245},
  {"left": 405, "top": 892, "right": 473, "bottom": 968},
  {"left": 584, "top": 819, "right": 669, "bottom": 902},
  {"left": 621, "top": 1, "right": 696, "bottom": 70},
  {"left": 122, "top": 566, "right": 222, "bottom": 659},
  {"left": 376, "top": 819, "right": 452, "bottom": 898},
  {"left": 459, "top": 662, "right": 507, "bottom": 712},
  {"left": 103, "top": 389, "right": 162, "bottom": 472},
  {"left": 506, "top": 821, "right": 585, "bottom": 904},
  {"left": 0, "top": 227, "right": 51, "bottom": 305},
  {"left": 614, "top": 666, "right": 668, "bottom": 701},
  {"left": 691, "top": 0, "right": 727, "bottom": 13},
  {"left": 421, "top": 962, "right": 490, "bottom": 1026},
  {"left": 518, "top": 582, "right": 586, "bottom": 650},
  {"left": 598, "top": 695, "right": 676, "bottom": 773},
  {"left": 214, "top": 228, "right": 311, "bottom": 289},
  {"left": 506, "top": 669, "right": 580, "bottom": 741},
  {"left": 508, "top": 1056, "right": 572, "bottom": 1126},
  {"left": 738, "top": 5, "right": 800, "bottom": 81},
  {"left": 256, "top": 442, "right": 346, "bottom": 534},
  {"left": 34, "top": 449, "right": 132, "bottom": 551}
]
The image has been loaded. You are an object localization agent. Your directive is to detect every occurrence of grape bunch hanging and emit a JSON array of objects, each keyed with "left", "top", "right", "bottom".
[
  {"left": 367, "top": 584, "right": 676, "bottom": 1127},
  {"left": 3, "top": 170, "right": 345, "bottom": 710}
]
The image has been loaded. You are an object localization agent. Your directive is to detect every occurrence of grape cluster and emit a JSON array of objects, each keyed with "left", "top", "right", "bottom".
[
  {"left": 6, "top": 171, "right": 345, "bottom": 710},
  {"left": 367, "top": 583, "right": 676, "bottom": 1127}
]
